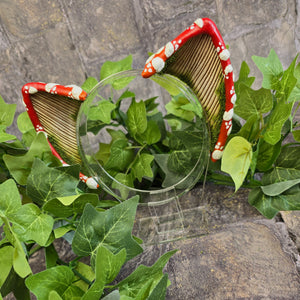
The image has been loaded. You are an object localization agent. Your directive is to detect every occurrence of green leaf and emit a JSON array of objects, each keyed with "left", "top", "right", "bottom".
[
  {"left": 25, "top": 266, "right": 84, "bottom": 300},
  {"left": 132, "top": 153, "right": 154, "bottom": 182},
  {"left": 154, "top": 154, "right": 187, "bottom": 188},
  {"left": 82, "top": 247, "right": 126, "bottom": 300},
  {"left": 0, "top": 96, "right": 16, "bottom": 127},
  {"left": 0, "top": 179, "right": 22, "bottom": 219},
  {"left": 95, "top": 143, "right": 111, "bottom": 165},
  {"left": 277, "top": 55, "right": 298, "bottom": 101},
  {"left": 262, "top": 167, "right": 300, "bottom": 186},
  {"left": 248, "top": 187, "right": 279, "bottom": 219},
  {"left": 26, "top": 159, "right": 79, "bottom": 205},
  {"left": 13, "top": 240, "right": 32, "bottom": 278},
  {"left": 73, "top": 262, "right": 95, "bottom": 293},
  {"left": 261, "top": 178, "right": 300, "bottom": 196},
  {"left": 105, "top": 139, "right": 135, "bottom": 172},
  {"left": 234, "top": 85, "right": 273, "bottom": 120},
  {"left": 256, "top": 139, "right": 281, "bottom": 172},
  {"left": 234, "top": 61, "right": 255, "bottom": 98},
  {"left": 236, "top": 114, "right": 260, "bottom": 142},
  {"left": 263, "top": 101, "right": 293, "bottom": 145},
  {"left": 116, "top": 249, "right": 177, "bottom": 299},
  {"left": 3, "top": 132, "right": 60, "bottom": 185},
  {"left": 292, "top": 130, "right": 300, "bottom": 142},
  {"left": 11, "top": 203, "right": 54, "bottom": 246},
  {"left": 48, "top": 291, "right": 63, "bottom": 300},
  {"left": 221, "top": 136, "right": 252, "bottom": 191},
  {"left": 126, "top": 98, "right": 147, "bottom": 137},
  {"left": 45, "top": 244, "right": 59, "bottom": 269},
  {"left": 289, "top": 62, "right": 300, "bottom": 102},
  {"left": 147, "top": 273, "right": 169, "bottom": 300},
  {"left": 0, "top": 126, "right": 16, "bottom": 143},
  {"left": 276, "top": 145, "right": 300, "bottom": 169},
  {"left": 0, "top": 246, "right": 14, "bottom": 287},
  {"left": 167, "top": 149, "right": 192, "bottom": 174},
  {"left": 111, "top": 172, "right": 134, "bottom": 200},
  {"left": 137, "top": 120, "right": 161, "bottom": 145},
  {"left": 101, "top": 290, "right": 120, "bottom": 300},
  {"left": 17, "top": 112, "right": 34, "bottom": 133},
  {"left": 100, "top": 55, "right": 134, "bottom": 90},
  {"left": 72, "top": 196, "right": 143, "bottom": 264},
  {"left": 82, "top": 76, "right": 98, "bottom": 93},
  {"left": 88, "top": 100, "right": 116, "bottom": 124},
  {"left": 43, "top": 193, "right": 99, "bottom": 218},
  {"left": 165, "top": 94, "right": 195, "bottom": 121},
  {"left": 252, "top": 49, "right": 283, "bottom": 90}
]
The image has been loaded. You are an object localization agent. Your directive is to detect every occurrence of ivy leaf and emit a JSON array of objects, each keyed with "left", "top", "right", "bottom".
[
  {"left": 165, "top": 94, "right": 195, "bottom": 121},
  {"left": 0, "top": 126, "right": 16, "bottom": 143},
  {"left": 234, "top": 84, "right": 273, "bottom": 120},
  {"left": 94, "top": 143, "right": 111, "bottom": 165},
  {"left": 234, "top": 61, "right": 255, "bottom": 98},
  {"left": 11, "top": 203, "right": 54, "bottom": 246},
  {"left": 72, "top": 197, "right": 143, "bottom": 264},
  {"left": 263, "top": 100, "right": 293, "bottom": 145},
  {"left": 88, "top": 100, "right": 116, "bottom": 124},
  {"left": 3, "top": 132, "right": 60, "bottom": 185},
  {"left": 154, "top": 154, "right": 190, "bottom": 188},
  {"left": 277, "top": 54, "right": 298, "bottom": 101},
  {"left": 248, "top": 187, "right": 279, "bottom": 219},
  {"left": 73, "top": 262, "right": 95, "bottom": 293},
  {"left": 276, "top": 145, "right": 300, "bottom": 169},
  {"left": 147, "top": 273, "right": 169, "bottom": 300},
  {"left": 43, "top": 194, "right": 99, "bottom": 218},
  {"left": 100, "top": 55, "right": 134, "bottom": 90},
  {"left": 132, "top": 153, "right": 154, "bottom": 182},
  {"left": 0, "top": 96, "right": 16, "bottom": 127},
  {"left": 236, "top": 114, "right": 260, "bottom": 142},
  {"left": 289, "top": 62, "right": 300, "bottom": 102},
  {"left": 292, "top": 130, "right": 300, "bottom": 142},
  {"left": 111, "top": 172, "right": 134, "bottom": 200},
  {"left": 82, "top": 76, "right": 98, "bottom": 93},
  {"left": 82, "top": 247, "right": 126, "bottom": 300},
  {"left": 167, "top": 149, "right": 192, "bottom": 174},
  {"left": 256, "top": 139, "right": 281, "bottom": 172},
  {"left": 105, "top": 139, "right": 134, "bottom": 172},
  {"left": 101, "top": 290, "right": 120, "bottom": 300},
  {"left": 137, "top": 120, "right": 161, "bottom": 145},
  {"left": 252, "top": 49, "right": 283, "bottom": 90},
  {"left": 126, "top": 98, "right": 147, "bottom": 137},
  {"left": 221, "top": 136, "right": 252, "bottom": 191},
  {"left": 0, "top": 179, "right": 22, "bottom": 219},
  {"left": 26, "top": 159, "right": 80, "bottom": 205},
  {"left": 0, "top": 246, "right": 14, "bottom": 287},
  {"left": 115, "top": 250, "right": 177, "bottom": 299},
  {"left": 17, "top": 112, "right": 36, "bottom": 147},
  {"left": 261, "top": 179, "right": 300, "bottom": 196},
  {"left": 261, "top": 167, "right": 300, "bottom": 186},
  {"left": 25, "top": 266, "right": 84, "bottom": 300}
]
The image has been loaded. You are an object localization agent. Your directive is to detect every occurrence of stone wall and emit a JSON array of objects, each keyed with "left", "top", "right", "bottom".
[{"left": 0, "top": 0, "right": 299, "bottom": 122}]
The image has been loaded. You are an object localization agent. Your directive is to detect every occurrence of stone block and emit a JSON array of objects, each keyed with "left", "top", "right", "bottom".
[
  {"left": 216, "top": 0, "right": 288, "bottom": 34},
  {"left": 63, "top": 0, "right": 143, "bottom": 64},
  {"left": 0, "top": 0, "right": 64, "bottom": 41}
]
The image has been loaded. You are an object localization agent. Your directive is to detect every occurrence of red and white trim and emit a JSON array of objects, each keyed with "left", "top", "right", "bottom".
[
  {"left": 22, "top": 82, "right": 99, "bottom": 189},
  {"left": 142, "top": 18, "right": 235, "bottom": 162}
]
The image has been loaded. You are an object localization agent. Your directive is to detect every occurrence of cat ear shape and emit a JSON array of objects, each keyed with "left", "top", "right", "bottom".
[
  {"left": 142, "top": 18, "right": 235, "bottom": 162},
  {"left": 22, "top": 82, "right": 98, "bottom": 189}
]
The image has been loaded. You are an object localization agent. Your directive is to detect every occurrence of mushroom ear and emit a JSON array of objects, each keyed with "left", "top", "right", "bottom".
[
  {"left": 22, "top": 83, "right": 87, "bottom": 166},
  {"left": 142, "top": 18, "right": 235, "bottom": 162}
]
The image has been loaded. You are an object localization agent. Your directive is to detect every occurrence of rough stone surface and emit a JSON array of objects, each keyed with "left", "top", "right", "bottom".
[{"left": 1, "top": 1, "right": 300, "bottom": 299}]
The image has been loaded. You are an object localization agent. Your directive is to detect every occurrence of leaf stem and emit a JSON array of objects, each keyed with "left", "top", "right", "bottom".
[{"left": 28, "top": 244, "right": 43, "bottom": 257}]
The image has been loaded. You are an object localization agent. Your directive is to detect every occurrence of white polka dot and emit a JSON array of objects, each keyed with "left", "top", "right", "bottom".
[
  {"left": 227, "top": 126, "right": 232, "bottom": 136},
  {"left": 152, "top": 57, "right": 165, "bottom": 72},
  {"left": 212, "top": 150, "right": 223, "bottom": 160},
  {"left": 86, "top": 177, "right": 98, "bottom": 189},
  {"left": 231, "top": 94, "right": 237, "bottom": 104},
  {"left": 223, "top": 108, "right": 234, "bottom": 121},
  {"left": 194, "top": 18, "right": 204, "bottom": 28},
  {"left": 45, "top": 83, "right": 58, "bottom": 93},
  {"left": 165, "top": 42, "right": 174, "bottom": 58},
  {"left": 219, "top": 49, "right": 230, "bottom": 61},
  {"left": 224, "top": 64, "right": 233, "bottom": 75}
]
